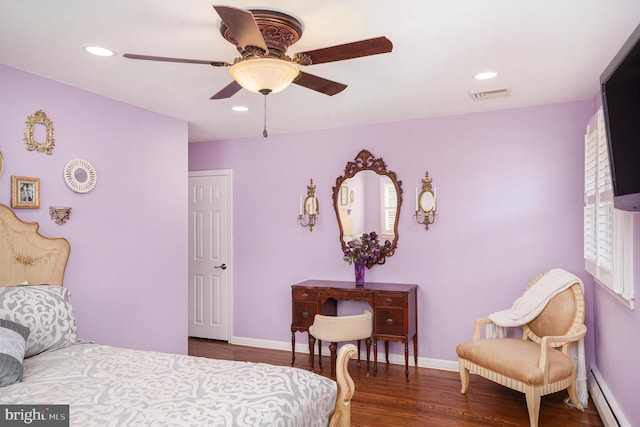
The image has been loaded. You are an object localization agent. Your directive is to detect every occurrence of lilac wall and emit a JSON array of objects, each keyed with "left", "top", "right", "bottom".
[
  {"left": 189, "top": 100, "right": 596, "bottom": 365},
  {"left": 589, "top": 216, "right": 640, "bottom": 424},
  {"left": 0, "top": 64, "right": 189, "bottom": 354}
]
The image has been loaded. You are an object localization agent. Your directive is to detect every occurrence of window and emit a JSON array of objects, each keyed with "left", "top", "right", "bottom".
[{"left": 584, "top": 108, "right": 635, "bottom": 308}]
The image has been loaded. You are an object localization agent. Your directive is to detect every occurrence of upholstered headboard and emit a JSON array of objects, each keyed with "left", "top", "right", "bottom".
[{"left": 0, "top": 204, "right": 70, "bottom": 287}]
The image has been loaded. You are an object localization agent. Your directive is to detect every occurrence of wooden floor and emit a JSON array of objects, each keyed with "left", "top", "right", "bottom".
[{"left": 188, "top": 338, "right": 604, "bottom": 427}]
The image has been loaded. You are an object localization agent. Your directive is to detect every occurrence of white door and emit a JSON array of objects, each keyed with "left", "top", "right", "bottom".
[{"left": 188, "top": 170, "right": 232, "bottom": 340}]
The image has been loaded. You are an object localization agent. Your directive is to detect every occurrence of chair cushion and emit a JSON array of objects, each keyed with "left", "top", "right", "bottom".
[
  {"left": 309, "top": 311, "right": 372, "bottom": 342},
  {"left": 456, "top": 338, "right": 574, "bottom": 386}
]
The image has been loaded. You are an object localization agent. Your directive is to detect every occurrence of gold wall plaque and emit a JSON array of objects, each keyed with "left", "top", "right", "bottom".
[{"left": 24, "top": 110, "right": 55, "bottom": 155}]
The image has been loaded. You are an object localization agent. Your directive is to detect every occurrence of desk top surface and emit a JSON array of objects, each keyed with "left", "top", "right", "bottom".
[{"left": 293, "top": 279, "right": 417, "bottom": 292}]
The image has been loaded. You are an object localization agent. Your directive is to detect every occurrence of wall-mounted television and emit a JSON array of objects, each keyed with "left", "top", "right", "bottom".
[{"left": 600, "top": 23, "right": 640, "bottom": 212}]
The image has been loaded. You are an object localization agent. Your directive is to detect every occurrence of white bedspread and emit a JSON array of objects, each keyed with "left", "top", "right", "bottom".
[{"left": 1, "top": 343, "right": 337, "bottom": 427}]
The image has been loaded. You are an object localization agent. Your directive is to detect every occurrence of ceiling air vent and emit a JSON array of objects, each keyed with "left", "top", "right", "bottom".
[{"left": 469, "top": 87, "right": 510, "bottom": 100}]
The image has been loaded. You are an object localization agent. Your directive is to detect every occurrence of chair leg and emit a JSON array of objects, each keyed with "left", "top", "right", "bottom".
[
  {"left": 318, "top": 339, "right": 323, "bottom": 370},
  {"left": 567, "top": 379, "right": 584, "bottom": 411},
  {"left": 309, "top": 335, "right": 316, "bottom": 372},
  {"left": 458, "top": 360, "right": 470, "bottom": 394},
  {"left": 329, "top": 342, "right": 338, "bottom": 380},
  {"left": 356, "top": 339, "right": 361, "bottom": 366},
  {"left": 525, "top": 387, "right": 541, "bottom": 427}
]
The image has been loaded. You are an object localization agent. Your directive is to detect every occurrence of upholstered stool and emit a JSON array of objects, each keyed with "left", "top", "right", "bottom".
[{"left": 309, "top": 310, "right": 373, "bottom": 379}]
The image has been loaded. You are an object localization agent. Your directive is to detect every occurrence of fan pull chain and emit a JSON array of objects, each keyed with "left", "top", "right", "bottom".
[{"left": 262, "top": 94, "right": 268, "bottom": 138}]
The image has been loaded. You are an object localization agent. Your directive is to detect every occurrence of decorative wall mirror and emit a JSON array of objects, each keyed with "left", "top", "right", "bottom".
[
  {"left": 332, "top": 149, "right": 403, "bottom": 266},
  {"left": 64, "top": 158, "right": 97, "bottom": 193},
  {"left": 24, "top": 110, "right": 55, "bottom": 155}
]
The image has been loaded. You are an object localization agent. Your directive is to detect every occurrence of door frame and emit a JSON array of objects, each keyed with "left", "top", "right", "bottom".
[{"left": 188, "top": 169, "right": 233, "bottom": 341}]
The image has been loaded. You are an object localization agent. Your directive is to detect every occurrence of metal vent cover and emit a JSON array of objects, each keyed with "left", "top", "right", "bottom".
[{"left": 469, "top": 87, "right": 510, "bottom": 100}]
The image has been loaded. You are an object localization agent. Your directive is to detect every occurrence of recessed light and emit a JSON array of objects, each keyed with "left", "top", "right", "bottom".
[
  {"left": 232, "top": 106, "right": 249, "bottom": 112},
  {"left": 83, "top": 45, "right": 116, "bottom": 57},
  {"left": 474, "top": 71, "right": 498, "bottom": 80}
]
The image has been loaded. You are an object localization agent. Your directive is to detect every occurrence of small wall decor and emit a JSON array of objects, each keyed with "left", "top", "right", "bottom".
[
  {"left": 49, "top": 206, "right": 72, "bottom": 225},
  {"left": 414, "top": 171, "right": 437, "bottom": 231},
  {"left": 11, "top": 176, "right": 40, "bottom": 209},
  {"left": 24, "top": 110, "right": 55, "bottom": 155},
  {"left": 64, "top": 158, "right": 97, "bottom": 193},
  {"left": 297, "top": 178, "right": 318, "bottom": 232}
]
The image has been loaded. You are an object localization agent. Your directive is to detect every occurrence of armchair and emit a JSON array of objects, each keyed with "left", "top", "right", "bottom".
[{"left": 456, "top": 271, "right": 587, "bottom": 427}]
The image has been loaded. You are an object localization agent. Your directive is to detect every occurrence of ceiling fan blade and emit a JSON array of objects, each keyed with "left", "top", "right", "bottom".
[
  {"left": 210, "top": 80, "right": 243, "bottom": 100},
  {"left": 293, "top": 36, "right": 393, "bottom": 65},
  {"left": 213, "top": 5, "right": 268, "bottom": 53},
  {"left": 293, "top": 72, "right": 347, "bottom": 96},
  {"left": 123, "top": 53, "right": 230, "bottom": 67}
]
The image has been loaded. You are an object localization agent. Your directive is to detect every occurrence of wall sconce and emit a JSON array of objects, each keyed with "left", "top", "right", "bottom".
[
  {"left": 414, "top": 172, "right": 437, "bottom": 230},
  {"left": 298, "top": 178, "right": 318, "bottom": 232},
  {"left": 49, "top": 206, "right": 72, "bottom": 225}
]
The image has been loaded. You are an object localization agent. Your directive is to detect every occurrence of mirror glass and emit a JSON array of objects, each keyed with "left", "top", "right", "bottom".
[
  {"left": 333, "top": 149, "right": 402, "bottom": 266},
  {"left": 74, "top": 168, "right": 88, "bottom": 183},
  {"left": 304, "top": 195, "right": 318, "bottom": 215},
  {"left": 420, "top": 191, "right": 435, "bottom": 212}
]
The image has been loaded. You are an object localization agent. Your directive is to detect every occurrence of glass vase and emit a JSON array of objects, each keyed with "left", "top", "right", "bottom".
[{"left": 354, "top": 262, "right": 365, "bottom": 288}]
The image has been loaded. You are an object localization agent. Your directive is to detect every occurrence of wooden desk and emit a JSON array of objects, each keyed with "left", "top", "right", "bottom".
[{"left": 291, "top": 279, "right": 418, "bottom": 380}]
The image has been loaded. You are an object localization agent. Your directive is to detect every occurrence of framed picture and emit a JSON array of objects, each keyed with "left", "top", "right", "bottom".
[
  {"left": 11, "top": 176, "right": 40, "bottom": 209},
  {"left": 340, "top": 186, "right": 349, "bottom": 206}
]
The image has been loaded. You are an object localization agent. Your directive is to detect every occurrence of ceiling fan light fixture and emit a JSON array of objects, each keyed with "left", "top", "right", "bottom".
[{"left": 230, "top": 58, "right": 299, "bottom": 95}]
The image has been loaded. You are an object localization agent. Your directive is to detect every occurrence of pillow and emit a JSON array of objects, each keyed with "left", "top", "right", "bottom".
[
  {"left": 0, "top": 285, "right": 77, "bottom": 358},
  {"left": 0, "top": 319, "right": 30, "bottom": 386}
]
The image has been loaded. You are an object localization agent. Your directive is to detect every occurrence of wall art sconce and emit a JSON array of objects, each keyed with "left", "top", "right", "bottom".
[
  {"left": 298, "top": 178, "right": 318, "bottom": 232},
  {"left": 49, "top": 206, "right": 72, "bottom": 225},
  {"left": 414, "top": 172, "right": 437, "bottom": 230}
]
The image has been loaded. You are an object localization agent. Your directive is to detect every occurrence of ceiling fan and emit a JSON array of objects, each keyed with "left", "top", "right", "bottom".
[{"left": 123, "top": 5, "right": 393, "bottom": 100}]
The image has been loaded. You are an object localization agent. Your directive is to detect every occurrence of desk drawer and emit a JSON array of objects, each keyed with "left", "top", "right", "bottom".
[
  {"left": 292, "top": 302, "right": 317, "bottom": 328},
  {"left": 292, "top": 288, "right": 319, "bottom": 302},
  {"left": 375, "top": 308, "right": 406, "bottom": 336},
  {"left": 375, "top": 293, "right": 407, "bottom": 307}
]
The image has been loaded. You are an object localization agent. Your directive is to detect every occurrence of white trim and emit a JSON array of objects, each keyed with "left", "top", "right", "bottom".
[
  {"left": 588, "top": 365, "right": 631, "bottom": 427},
  {"left": 188, "top": 169, "right": 234, "bottom": 341},
  {"left": 593, "top": 276, "right": 634, "bottom": 310},
  {"left": 231, "top": 335, "right": 459, "bottom": 372}
]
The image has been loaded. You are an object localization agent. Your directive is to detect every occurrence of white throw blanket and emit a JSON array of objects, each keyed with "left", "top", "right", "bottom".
[{"left": 487, "top": 268, "right": 588, "bottom": 408}]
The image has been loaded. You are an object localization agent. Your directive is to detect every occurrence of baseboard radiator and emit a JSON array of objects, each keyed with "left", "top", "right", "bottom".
[{"left": 588, "top": 366, "right": 630, "bottom": 427}]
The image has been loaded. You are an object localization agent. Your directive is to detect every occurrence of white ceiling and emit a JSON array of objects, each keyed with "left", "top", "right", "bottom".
[{"left": 1, "top": 1, "right": 639, "bottom": 142}]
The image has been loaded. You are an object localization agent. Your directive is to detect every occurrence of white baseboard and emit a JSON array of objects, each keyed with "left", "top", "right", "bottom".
[
  {"left": 229, "top": 335, "right": 459, "bottom": 371},
  {"left": 588, "top": 365, "right": 630, "bottom": 427}
]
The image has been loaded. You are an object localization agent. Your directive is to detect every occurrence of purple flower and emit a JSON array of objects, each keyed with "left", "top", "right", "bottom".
[{"left": 343, "top": 231, "right": 388, "bottom": 266}]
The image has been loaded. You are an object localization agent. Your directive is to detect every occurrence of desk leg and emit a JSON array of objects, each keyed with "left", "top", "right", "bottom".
[
  {"left": 413, "top": 333, "right": 418, "bottom": 366},
  {"left": 404, "top": 340, "right": 410, "bottom": 381},
  {"left": 291, "top": 331, "right": 295, "bottom": 366},
  {"left": 373, "top": 338, "right": 378, "bottom": 376},
  {"left": 365, "top": 337, "right": 371, "bottom": 377},
  {"left": 384, "top": 340, "right": 390, "bottom": 363}
]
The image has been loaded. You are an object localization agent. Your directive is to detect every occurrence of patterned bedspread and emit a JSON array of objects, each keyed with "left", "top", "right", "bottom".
[{"left": 1, "top": 343, "right": 337, "bottom": 426}]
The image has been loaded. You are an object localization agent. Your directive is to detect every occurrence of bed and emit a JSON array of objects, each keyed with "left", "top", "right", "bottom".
[{"left": 0, "top": 203, "right": 357, "bottom": 426}]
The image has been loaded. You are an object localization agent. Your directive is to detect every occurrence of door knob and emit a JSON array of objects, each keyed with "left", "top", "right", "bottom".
[{"left": 215, "top": 263, "right": 227, "bottom": 270}]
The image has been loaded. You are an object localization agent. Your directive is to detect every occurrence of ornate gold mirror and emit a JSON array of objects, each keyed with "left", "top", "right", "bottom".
[
  {"left": 23, "top": 110, "right": 55, "bottom": 155},
  {"left": 332, "top": 149, "right": 402, "bottom": 265}
]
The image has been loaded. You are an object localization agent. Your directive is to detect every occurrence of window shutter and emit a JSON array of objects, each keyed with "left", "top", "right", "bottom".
[{"left": 584, "top": 108, "right": 634, "bottom": 307}]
